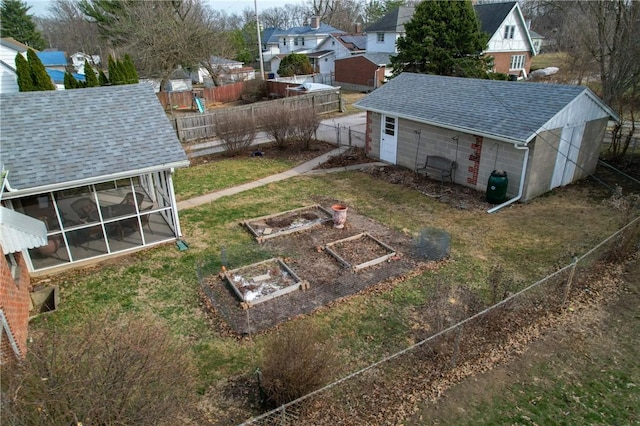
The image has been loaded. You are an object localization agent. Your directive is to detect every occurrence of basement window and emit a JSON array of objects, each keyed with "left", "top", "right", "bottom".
[{"left": 4, "top": 253, "right": 19, "bottom": 283}]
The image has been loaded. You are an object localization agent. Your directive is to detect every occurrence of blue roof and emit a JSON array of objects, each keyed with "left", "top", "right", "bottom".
[
  {"left": 46, "top": 69, "right": 85, "bottom": 83},
  {"left": 355, "top": 73, "right": 616, "bottom": 144},
  {"left": 36, "top": 51, "right": 68, "bottom": 66},
  {"left": 0, "top": 84, "right": 189, "bottom": 193},
  {"left": 288, "top": 22, "right": 344, "bottom": 35}
]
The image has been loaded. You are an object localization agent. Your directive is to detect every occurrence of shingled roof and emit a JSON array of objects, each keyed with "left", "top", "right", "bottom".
[
  {"left": 354, "top": 73, "right": 617, "bottom": 144},
  {"left": 474, "top": 1, "right": 517, "bottom": 35},
  {"left": 364, "top": 6, "right": 414, "bottom": 32},
  {"left": 0, "top": 83, "right": 189, "bottom": 196}
]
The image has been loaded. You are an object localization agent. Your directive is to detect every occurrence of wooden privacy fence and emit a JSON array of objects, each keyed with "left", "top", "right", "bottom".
[
  {"left": 171, "top": 89, "right": 341, "bottom": 143},
  {"left": 157, "top": 82, "right": 245, "bottom": 111}
]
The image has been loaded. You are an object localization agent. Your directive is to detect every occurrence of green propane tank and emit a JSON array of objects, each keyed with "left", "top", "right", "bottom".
[{"left": 486, "top": 170, "right": 508, "bottom": 204}]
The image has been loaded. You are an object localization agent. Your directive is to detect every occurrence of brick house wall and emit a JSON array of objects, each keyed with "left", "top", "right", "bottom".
[
  {"left": 490, "top": 51, "right": 532, "bottom": 76},
  {"left": 1, "top": 250, "right": 31, "bottom": 363},
  {"left": 335, "top": 56, "right": 382, "bottom": 88}
]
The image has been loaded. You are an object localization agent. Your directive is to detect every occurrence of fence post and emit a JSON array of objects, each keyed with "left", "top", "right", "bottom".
[
  {"left": 451, "top": 325, "right": 463, "bottom": 368},
  {"left": 562, "top": 257, "right": 579, "bottom": 305},
  {"left": 348, "top": 126, "right": 352, "bottom": 147}
]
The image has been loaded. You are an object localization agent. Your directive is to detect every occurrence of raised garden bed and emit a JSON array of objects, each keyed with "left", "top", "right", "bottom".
[
  {"left": 323, "top": 232, "right": 397, "bottom": 271},
  {"left": 222, "top": 258, "right": 308, "bottom": 308},
  {"left": 242, "top": 204, "right": 334, "bottom": 243}
]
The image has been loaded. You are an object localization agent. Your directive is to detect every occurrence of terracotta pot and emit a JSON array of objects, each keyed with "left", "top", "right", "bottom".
[{"left": 331, "top": 204, "right": 348, "bottom": 229}]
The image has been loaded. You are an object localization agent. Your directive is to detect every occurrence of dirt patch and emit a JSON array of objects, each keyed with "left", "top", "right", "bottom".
[{"left": 202, "top": 204, "right": 432, "bottom": 334}]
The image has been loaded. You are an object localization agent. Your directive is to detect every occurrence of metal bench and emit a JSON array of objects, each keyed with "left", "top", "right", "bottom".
[{"left": 416, "top": 155, "right": 456, "bottom": 182}]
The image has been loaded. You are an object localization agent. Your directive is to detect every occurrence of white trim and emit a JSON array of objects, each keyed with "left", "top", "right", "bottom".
[{"left": 1, "top": 161, "right": 190, "bottom": 200}]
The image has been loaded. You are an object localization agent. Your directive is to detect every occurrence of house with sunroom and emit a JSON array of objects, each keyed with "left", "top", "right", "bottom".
[{"left": 0, "top": 83, "right": 189, "bottom": 274}]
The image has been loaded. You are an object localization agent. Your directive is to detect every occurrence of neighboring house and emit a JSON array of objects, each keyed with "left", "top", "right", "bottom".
[
  {"left": 529, "top": 30, "right": 545, "bottom": 54},
  {"left": 261, "top": 27, "right": 285, "bottom": 67},
  {"left": 316, "top": 32, "right": 366, "bottom": 84},
  {"left": 1, "top": 175, "right": 48, "bottom": 362},
  {"left": 335, "top": 52, "right": 391, "bottom": 92},
  {"left": 267, "top": 17, "right": 345, "bottom": 79},
  {"left": 70, "top": 51, "right": 101, "bottom": 74},
  {"left": 0, "top": 38, "right": 30, "bottom": 94},
  {"left": 361, "top": 2, "right": 538, "bottom": 83},
  {"left": 194, "top": 56, "right": 254, "bottom": 86},
  {"left": 474, "top": 1, "right": 537, "bottom": 78},
  {"left": 36, "top": 50, "right": 68, "bottom": 72},
  {"left": 0, "top": 83, "right": 190, "bottom": 274},
  {"left": 355, "top": 73, "right": 618, "bottom": 206},
  {"left": 363, "top": 6, "right": 414, "bottom": 54}
]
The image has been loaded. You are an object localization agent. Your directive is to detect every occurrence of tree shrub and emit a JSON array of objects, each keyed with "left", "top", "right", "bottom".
[
  {"left": 26, "top": 48, "right": 55, "bottom": 91},
  {"left": 258, "top": 103, "right": 292, "bottom": 149},
  {"left": 278, "top": 53, "right": 313, "bottom": 77},
  {"left": 290, "top": 106, "right": 320, "bottom": 150},
  {"left": 258, "top": 322, "right": 337, "bottom": 408},
  {"left": 15, "top": 52, "right": 33, "bottom": 91},
  {"left": 214, "top": 112, "right": 256, "bottom": 156},
  {"left": 0, "top": 313, "right": 197, "bottom": 425},
  {"left": 241, "top": 79, "right": 268, "bottom": 102},
  {"left": 84, "top": 60, "right": 99, "bottom": 87}
]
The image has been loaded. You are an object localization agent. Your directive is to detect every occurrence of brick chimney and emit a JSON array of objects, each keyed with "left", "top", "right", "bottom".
[
  {"left": 355, "top": 22, "right": 362, "bottom": 33},
  {"left": 310, "top": 16, "right": 320, "bottom": 29}
]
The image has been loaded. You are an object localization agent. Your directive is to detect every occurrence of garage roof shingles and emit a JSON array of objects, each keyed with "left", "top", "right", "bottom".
[
  {"left": 354, "top": 73, "right": 597, "bottom": 143},
  {"left": 1, "top": 83, "right": 188, "bottom": 191}
]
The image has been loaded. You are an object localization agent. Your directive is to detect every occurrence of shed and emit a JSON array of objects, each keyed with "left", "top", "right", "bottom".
[
  {"left": 355, "top": 73, "right": 618, "bottom": 207},
  {"left": 0, "top": 83, "right": 190, "bottom": 273}
]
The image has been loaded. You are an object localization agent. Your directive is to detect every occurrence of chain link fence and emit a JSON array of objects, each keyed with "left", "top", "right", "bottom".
[
  {"left": 315, "top": 123, "right": 366, "bottom": 148},
  {"left": 235, "top": 215, "right": 639, "bottom": 425}
]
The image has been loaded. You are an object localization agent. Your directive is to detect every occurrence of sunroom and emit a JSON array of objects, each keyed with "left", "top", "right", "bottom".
[{"left": 0, "top": 84, "right": 190, "bottom": 273}]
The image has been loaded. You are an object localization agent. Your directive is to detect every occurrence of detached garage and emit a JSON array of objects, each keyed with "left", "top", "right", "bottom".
[{"left": 355, "top": 73, "right": 618, "bottom": 208}]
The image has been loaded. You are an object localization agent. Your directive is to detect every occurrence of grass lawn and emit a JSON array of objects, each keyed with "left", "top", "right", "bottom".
[{"left": 29, "top": 157, "right": 637, "bottom": 423}]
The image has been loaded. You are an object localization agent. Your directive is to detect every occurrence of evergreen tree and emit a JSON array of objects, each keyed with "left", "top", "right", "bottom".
[
  {"left": 84, "top": 59, "right": 99, "bottom": 87},
  {"left": 123, "top": 54, "right": 138, "bottom": 83},
  {"left": 26, "top": 48, "right": 55, "bottom": 90},
  {"left": 0, "top": 0, "right": 46, "bottom": 49},
  {"left": 277, "top": 53, "right": 313, "bottom": 77},
  {"left": 108, "top": 54, "right": 123, "bottom": 84},
  {"left": 15, "top": 52, "right": 33, "bottom": 91},
  {"left": 116, "top": 57, "right": 127, "bottom": 83},
  {"left": 64, "top": 71, "right": 78, "bottom": 89},
  {"left": 98, "top": 69, "right": 109, "bottom": 86},
  {"left": 391, "top": 0, "right": 490, "bottom": 78}
]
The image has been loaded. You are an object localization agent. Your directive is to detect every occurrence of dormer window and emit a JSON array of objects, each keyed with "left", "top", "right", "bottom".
[
  {"left": 504, "top": 25, "right": 515, "bottom": 39},
  {"left": 377, "top": 33, "right": 385, "bottom": 43}
]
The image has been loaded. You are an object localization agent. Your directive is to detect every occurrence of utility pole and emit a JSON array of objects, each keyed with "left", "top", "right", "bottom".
[{"left": 254, "top": 0, "right": 265, "bottom": 80}]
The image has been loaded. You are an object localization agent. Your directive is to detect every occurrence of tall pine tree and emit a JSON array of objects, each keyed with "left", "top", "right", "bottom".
[
  {"left": 391, "top": 0, "right": 490, "bottom": 78},
  {"left": 0, "top": 0, "right": 46, "bottom": 49},
  {"left": 123, "top": 54, "right": 138, "bottom": 83},
  {"left": 15, "top": 52, "right": 33, "bottom": 91},
  {"left": 84, "top": 59, "right": 99, "bottom": 87},
  {"left": 26, "top": 48, "right": 55, "bottom": 90}
]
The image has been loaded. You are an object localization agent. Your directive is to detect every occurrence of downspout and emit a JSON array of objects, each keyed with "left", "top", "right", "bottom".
[{"left": 487, "top": 144, "right": 529, "bottom": 213}]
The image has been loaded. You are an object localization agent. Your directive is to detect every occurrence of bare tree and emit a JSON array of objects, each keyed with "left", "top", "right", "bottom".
[
  {"left": 290, "top": 106, "right": 320, "bottom": 150},
  {"left": 214, "top": 112, "right": 257, "bottom": 155},
  {"left": 1, "top": 313, "right": 198, "bottom": 425},
  {"left": 561, "top": 1, "right": 640, "bottom": 158},
  {"left": 35, "top": 0, "right": 103, "bottom": 56},
  {"left": 258, "top": 103, "right": 293, "bottom": 149},
  {"left": 80, "top": 0, "right": 220, "bottom": 89}
]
